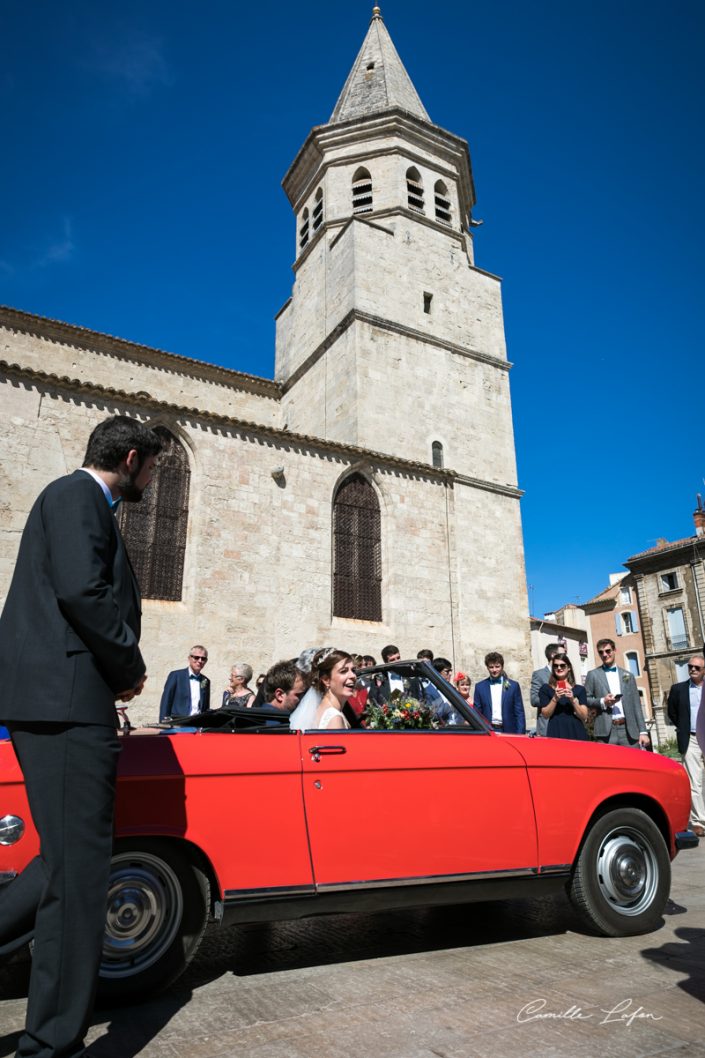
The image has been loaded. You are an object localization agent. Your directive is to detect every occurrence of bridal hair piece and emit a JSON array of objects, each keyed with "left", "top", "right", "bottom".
[
  {"left": 311, "top": 648, "right": 353, "bottom": 693},
  {"left": 296, "top": 647, "right": 323, "bottom": 675}
]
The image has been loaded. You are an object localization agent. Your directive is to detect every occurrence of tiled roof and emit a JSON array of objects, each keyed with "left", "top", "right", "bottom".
[{"left": 627, "top": 536, "right": 697, "bottom": 562}]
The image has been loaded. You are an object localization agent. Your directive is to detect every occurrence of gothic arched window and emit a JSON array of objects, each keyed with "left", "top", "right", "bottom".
[
  {"left": 119, "top": 426, "right": 190, "bottom": 601},
  {"left": 434, "top": 180, "right": 452, "bottom": 225},
  {"left": 332, "top": 473, "right": 382, "bottom": 621},
  {"left": 312, "top": 187, "right": 324, "bottom": 231},
  {"left": 406, "top": 166, "right": 424, "bottom": 212},
  {"left": 352, "top": 167, "right": 373, "bottom": 215},
  {"left": 431, "top": 440, "right": 444, "bottom": 468}
]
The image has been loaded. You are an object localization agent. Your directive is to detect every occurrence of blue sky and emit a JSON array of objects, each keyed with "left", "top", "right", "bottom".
[{"left": 2, "top": 1, "right": 704, "bottom": 617}]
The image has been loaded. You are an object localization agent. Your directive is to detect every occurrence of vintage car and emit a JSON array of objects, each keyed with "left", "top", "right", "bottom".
[{"left": 0, "top": 660, "right": 696, "bottom": 1004}]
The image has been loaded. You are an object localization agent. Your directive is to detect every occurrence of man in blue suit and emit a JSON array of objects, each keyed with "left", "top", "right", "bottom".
[
  {"left": 474, "top": 651, "right": 526, "bottom": 733},
  {"left": 159, "top": 645, "right": 211, "bottom": 721}
]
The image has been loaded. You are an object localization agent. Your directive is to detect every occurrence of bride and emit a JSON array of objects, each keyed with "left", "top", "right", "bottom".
[{"left": 289, "top": 648, "right": 356, "bottom": 730}]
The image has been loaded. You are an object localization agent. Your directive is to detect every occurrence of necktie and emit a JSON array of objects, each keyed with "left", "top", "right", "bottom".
[
  {"left": 603, "top": 666, "right": 617, "bottom": 672},
  {"left": 190, "top": 674, "right": 200, "bottom": 681}
]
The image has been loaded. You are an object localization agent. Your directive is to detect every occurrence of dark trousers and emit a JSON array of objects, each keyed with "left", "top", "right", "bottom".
[{"left": 3, "top": 722, "right": 120, "bottom": 1058}]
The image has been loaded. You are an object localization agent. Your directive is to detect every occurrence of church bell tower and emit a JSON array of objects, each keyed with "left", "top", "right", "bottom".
[{"left": 275, "top": 4, "right": 519, "bottom": 493}]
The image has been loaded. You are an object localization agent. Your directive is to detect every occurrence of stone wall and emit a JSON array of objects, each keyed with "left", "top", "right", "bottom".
[{"left": 0, "top": 356, "right": 530, "bottom": 729}]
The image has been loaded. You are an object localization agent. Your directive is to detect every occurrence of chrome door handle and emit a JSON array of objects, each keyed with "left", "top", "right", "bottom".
[{"left": 308, "top": 745, "right": 347, "bottom": 763}]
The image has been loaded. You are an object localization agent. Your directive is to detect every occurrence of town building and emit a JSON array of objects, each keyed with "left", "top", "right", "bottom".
[
  {"left": 625, "top": 502, "right": 705, "bottom": 744},
  {"left": 0, "top": 8, "right": 531, "bottom": 724}
]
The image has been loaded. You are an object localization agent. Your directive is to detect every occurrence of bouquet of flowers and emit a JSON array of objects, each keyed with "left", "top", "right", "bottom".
[{"left": 361, "top": 692, "right": 439, "bottom": 730}]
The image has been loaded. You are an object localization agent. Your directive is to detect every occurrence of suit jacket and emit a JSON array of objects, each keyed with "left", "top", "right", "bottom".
[
  {"left": 370, "top": 673, "right": 423, "bottom": 705},
  {"left": 474, "top": 677, "right": 526, "bottom": 734},
  {"left": 530, "top": 665, "right": 551, "bottom": 736},
  {"left": 584, "top": 665, "right": 646, "bottom": 742},
  {"left": 159, "top": 668, "right": 210, "bottom": 721},
  {"left": 0, "top": 470, "right": 145, "bottom": 726},
  {"left": 667, "top": 679, "right": 699, "bottom": 755}
]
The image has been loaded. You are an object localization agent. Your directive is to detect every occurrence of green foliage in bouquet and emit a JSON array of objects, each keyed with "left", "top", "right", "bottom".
[{"left": 361, "top": 691, "right": 439, "bottom": 730}]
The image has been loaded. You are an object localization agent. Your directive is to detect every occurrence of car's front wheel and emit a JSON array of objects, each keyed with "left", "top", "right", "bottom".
[
  {"left": 568, "top": 807, "right": 671, "bottom": 936},
  {"left": 96, "top": 839, "right": 210, "bottom": 1005}
]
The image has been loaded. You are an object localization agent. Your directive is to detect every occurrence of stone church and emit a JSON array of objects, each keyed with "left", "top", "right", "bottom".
[{"left": 0, "top": 8, "right": 531, "bottom": 723}]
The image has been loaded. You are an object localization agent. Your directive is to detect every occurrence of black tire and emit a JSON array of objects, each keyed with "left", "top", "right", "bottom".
[
  {"left": 568, "top": 807, "right": 670, "bottom": 937},
  {"left": 96, "top": 839, "right": 210, "bottom": 1005}
]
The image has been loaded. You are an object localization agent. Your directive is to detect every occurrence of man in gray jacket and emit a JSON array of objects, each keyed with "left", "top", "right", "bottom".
[
  {"left": 585, "top": 638, "right": 650, "bottom": 748},
  {"left": 530, "top": 643, "right": 563, "bottom": 736}
]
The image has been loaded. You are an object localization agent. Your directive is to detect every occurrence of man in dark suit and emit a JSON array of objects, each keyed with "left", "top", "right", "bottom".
[
  {"left": 369, "top": 644, "right": 423, "bottom": 703},
  {"left": 159, "top": 646, "right": 210, "bottom": 721},
  {"left": 0, "top": 416, "right": 161, "bottom": 1058},
  {"left": 667, "top": 655, "right": 705, "bottom": 835},
  {"left": 474, "top": 651, "right": 526, "bottom": 733},
  {"left": 585, "top": 638, "right": 650, "bottom": 748}
]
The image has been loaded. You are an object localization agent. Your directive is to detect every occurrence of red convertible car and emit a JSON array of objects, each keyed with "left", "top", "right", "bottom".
[{"left": 0, "top": 660, "right": 696, "bottom": 1004}]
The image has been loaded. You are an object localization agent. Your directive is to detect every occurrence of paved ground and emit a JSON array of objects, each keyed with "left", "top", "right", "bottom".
[{"left": 0, "top": 845, "right": 704, "bottom": 1058}]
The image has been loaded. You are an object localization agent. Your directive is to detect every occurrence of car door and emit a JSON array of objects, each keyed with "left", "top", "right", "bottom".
[{"left": 300, "top": 728, "right": 538, "bottom": 888}]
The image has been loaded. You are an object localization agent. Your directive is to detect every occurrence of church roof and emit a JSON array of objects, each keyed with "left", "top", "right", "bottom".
[{"left": 330, "top": 6, "right": 430, "bottom": 125}]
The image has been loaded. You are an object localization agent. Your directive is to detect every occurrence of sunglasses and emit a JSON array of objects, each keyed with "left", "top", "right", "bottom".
[
  {"left": 553, "top": 663, "right": 568, "bottom": 670},
  {"left": 190, "top": 654, "right": 207, "bottom": 662},
  {"left": 688, "top": 664, "right": 704, "bottom": 671}
]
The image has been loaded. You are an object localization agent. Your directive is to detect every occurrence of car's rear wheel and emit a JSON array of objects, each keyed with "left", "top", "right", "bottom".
[
  {"left": 568, "top": 807, "right": 670, "bottom": 936},
  {"left": 96, "top": 839, "right": 210, "bottom": 1005}
]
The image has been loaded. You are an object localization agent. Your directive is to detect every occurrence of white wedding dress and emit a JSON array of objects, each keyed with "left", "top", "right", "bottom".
[{"left": 289, "top": 689, "right": 350, "bottom": 730}]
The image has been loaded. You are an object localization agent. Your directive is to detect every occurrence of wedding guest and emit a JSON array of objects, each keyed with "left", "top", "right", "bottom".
[
  {"left": 538, "top": 653, "right": 589, "bottom": 740},
  {"left": 530, "top": 643, "right": 563, "bottom": 736},
  {"left": 222, "top": 663, "right": 255, "bottom": 708},
  {"left": 454, "top": 672, "right": 473, "bottom": 705},
  {"left": 261, "top": 659, "right": 306, "bottom": 713},
  {"left": 160, "top": 645, "right": 210, "bottom": 721},
  {"left": 474, "top": 652, "right": 526, "bottom": 733}
]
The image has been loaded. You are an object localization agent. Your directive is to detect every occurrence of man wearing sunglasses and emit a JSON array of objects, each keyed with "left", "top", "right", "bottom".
[
  {"left": 585, "top": 638, "right": 650, "bottom": 749},
  {"left": 667, "top": 655, "right": 705, "bottom": 836},
  {"left": 159, "top": 645, "right": 211, "bottom": 721}
]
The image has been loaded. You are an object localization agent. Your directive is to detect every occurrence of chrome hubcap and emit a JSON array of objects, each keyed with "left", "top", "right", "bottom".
[
  {"left": 101, "top": 852, "right": 183, "bottom": 979},
  {"left": 596, "top": 828, "right": 658, "bottom": 915}
]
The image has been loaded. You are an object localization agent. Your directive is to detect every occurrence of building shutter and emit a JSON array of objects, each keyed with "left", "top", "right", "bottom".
[
  {"left": 119, "top": 426, "right": 190, "bottom": 601},
  {"left": 332, "top": 473, "right": 382, "bottom": 621}
]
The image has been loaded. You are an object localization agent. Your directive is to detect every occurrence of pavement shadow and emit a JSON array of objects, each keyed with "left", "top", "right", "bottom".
[
  {"left": 86, "top": 987, "right": 194, "bottom": 1058},
  {"left": 67, "top": 891, "right": 585, "bottom": 1057},
  {"left": 185, "top": 889, "right": 585, "bottom": 983},
  {"left": 641, "top": 926, "right": 705, "bottom": 1005}
]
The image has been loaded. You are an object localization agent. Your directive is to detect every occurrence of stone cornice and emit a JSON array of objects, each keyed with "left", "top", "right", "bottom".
[
  {"left": 280, "top": 307, "right": 511, "bottom": 392},
  {"left": 0, "top": 359, "right": 522, "bottom": 499},
  {"left": 283, "top": 108, "right": 475, "bottom": 218},
  {"left": 289, "top": 141, "right": 470, "bottom": 220},
  {"left": 0, "top": 305, "right": 281, "bottom": 400}
]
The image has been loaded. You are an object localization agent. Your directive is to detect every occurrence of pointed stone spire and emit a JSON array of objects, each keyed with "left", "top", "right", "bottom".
[{"left": 330, "top": 6, "right": 430, "bottom": 124}]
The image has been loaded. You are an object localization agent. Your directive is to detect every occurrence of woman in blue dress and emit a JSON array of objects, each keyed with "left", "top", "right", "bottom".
[{"left": 538, "top": 653, "right": 589, "bottom": 740}]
